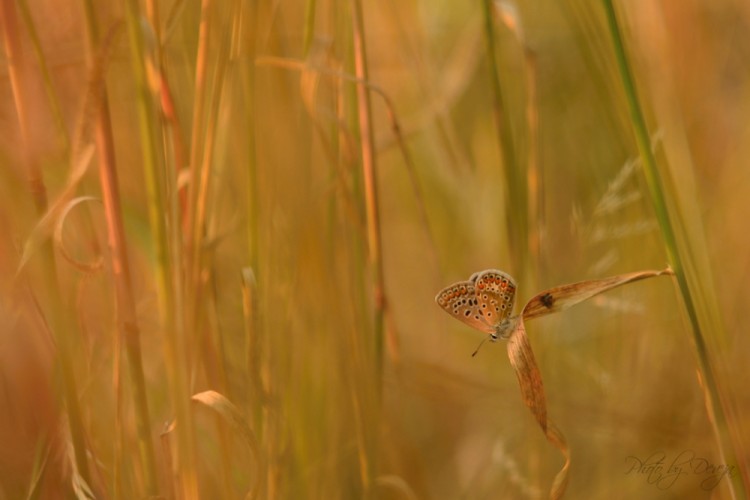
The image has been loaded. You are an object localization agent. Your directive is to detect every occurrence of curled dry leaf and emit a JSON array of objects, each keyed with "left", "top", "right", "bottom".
[
  {"left": 508, "top": 267, "right": 672, "bottom": 499},
  {"left": 191, "top": 390, "right": 260, "bottom": 496},
  {"left": 522, "top": 267, "right": 673, "bottom": 321},
  {"left": 374, "top": 475, "right": 419, "bottom": 500},
  {"left": 54, "top": 196, "right": 104, "bottom": 273},
  {"left": 15, "top": 146, "right": 95, "bottom": 277},
  {"left": 506, "top": 321, "right": 547, "bottom": 431},
  {"left": 191, "top": 390, "right": 259, "bottom": 456},
  {"left": 507, "top": 318, "right": 569, "bottom": 499},
  {"left": 545, "top": 420, "right": 570, "bottom": 500}
]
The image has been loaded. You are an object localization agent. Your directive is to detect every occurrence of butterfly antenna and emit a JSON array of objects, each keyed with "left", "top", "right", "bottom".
[{"left": 471, "top": 336, "right": 490, "bottom": 357}]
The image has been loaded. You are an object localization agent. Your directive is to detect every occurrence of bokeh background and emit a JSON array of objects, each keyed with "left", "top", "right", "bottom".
[{"left": 1, "top": 0, "right": 748, "bottom": 498}]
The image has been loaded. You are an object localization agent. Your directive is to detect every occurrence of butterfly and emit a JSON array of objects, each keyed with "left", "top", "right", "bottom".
[{"left": 435, "top": 269, "right": 519, "bottom": 355}]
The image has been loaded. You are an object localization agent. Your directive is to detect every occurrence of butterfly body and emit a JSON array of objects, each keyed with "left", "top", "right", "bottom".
[{"left": 435, "top": 269, "right": 518, "bottom": 341}]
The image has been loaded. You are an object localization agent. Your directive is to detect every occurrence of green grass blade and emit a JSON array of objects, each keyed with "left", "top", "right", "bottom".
[{"left": 601, "top": 1, "right": 747, "bottom": 497}]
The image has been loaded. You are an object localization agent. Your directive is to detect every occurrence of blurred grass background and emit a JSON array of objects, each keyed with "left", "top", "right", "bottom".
[{"left": 1, "top": 0, "right": 749, "bottom": 498}]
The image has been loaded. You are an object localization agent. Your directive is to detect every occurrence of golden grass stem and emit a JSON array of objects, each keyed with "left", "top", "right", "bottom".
[
  {"left": 121, "top": 0, "right": 199, "bottom": 495},
  {"left": 1, "top": 0, "right": 91, "bottom": 485},
  {"left": 185, "top": 10, "right": 236, "bottom": 493},
  {"left": 184, "top": 4, "right": 224, "bottom": 428},
  {"left": 79, "top": 1, "right": 159, "bottom": 495},
  {"left": 235, "top": 4, "right": 267, "bottom": 496},
  {"left": 238, "top": 1, "right": 260, "bottom": 277},
  {"left": 350, "top": 0, "right": 383, "bottom": 491},
  {"left": 113, "top": 326, "right": 124, "bottom": 500},
  {"left": 186, "top": 0, "right": 213, "bottom": 242},
  {"left": 350, "top": 0, "right": 384, "bottom": 367},
  {"left": 190, "top": 1, "right": 230, "bottom": 321},
  {"left": 1, "top": 0, "right": 46, "bottom": 213},
  {"left": 523, "top": 48, "right": 543, "bottom": 280},
  {"left": 601, "top": 1, "right": 747, "bottom": 497},
  {"left": 480, "top": 0, "right": 528, "bottom": 277},
  {"left": 16, "top": 0, "right": 70, "bottom": 152},
  {"left": 302, "top": 0, "right": 317, "bottom": 56}
]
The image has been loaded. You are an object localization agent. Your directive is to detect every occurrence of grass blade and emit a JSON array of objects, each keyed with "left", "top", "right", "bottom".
[{"left": 601, "top": 1, "right": 747, "bottom": 497}]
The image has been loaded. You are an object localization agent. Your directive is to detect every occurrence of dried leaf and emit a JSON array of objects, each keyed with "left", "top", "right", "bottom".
[
  {"left": 545, "top": 421, "right": 570, "bottom": 500},
  {"left": 506, "top": 320, "right": 547, "bottom": 431},
  {"left": 15, "top": 145, "right": 95, "bottom": 277},
  {"left": 375, "top": 475, "right": 418, "bottom": 500},
  {"left": 191, "top": 390, "right": 259, "bottom": 456},
  {"left": 53, "top": 196, "right": 104, "bottom": 273},
  {"left": 191, "top": 390, "right": 260, "bottom": 496},
  {"left": 25, "top": 438, "right": 52, "bottom": 500},
  {"left": 67, "top": 432, "right": 95, "bottom": 500},
  {"left": 522, "top": 267, "right": 673, "bottom": 321},
  {"left": 507, "top": 320, "right": 570, "bottom": 498},
  {"left": 507, "top": 320, "right": 571, "bottom": 499}
]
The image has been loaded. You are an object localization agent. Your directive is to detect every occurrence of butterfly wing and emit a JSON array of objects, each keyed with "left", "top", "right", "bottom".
[
  {"left": 435, "top": 280, "right": 494, "bottom": 334},
  {"left": 472, "top": 269, "right": 517, "bottom": 326}
]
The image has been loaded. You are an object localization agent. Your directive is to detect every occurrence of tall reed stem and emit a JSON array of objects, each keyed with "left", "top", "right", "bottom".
[
  {"left": 350, "top": 0, "right": 382, "bottom": 492},
  {"left": 79, "top": 1, "right": 158, "bottom": 494},
  {"left": 350, "top": 0, "right": 383, "bottom": 390},
  {"left": 480, "top": 0, "right": 528, "bottom": 277},
  {"left": 121, "top": 0, "right": 199, "bottom": 495}
]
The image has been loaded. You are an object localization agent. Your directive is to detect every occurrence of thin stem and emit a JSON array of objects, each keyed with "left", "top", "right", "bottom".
[
  {"left": 239, "top": 0, "right": 260, "bottom": 280},
  {"left": 523, "top": 48, "right": 543, "bottom": 282},
  {"left": 350, "top": 0, "right": 382, "bottom": 493},
  {"left": 350, "top": 0, "right": 384, "bottom": 392},
  {"left": 185, "top": 0, "right": 216, "bottom": 403},
  {"left": 17, "top": 0, "right": 70, "bottom": 152},
  {"left": 121, "top": 0, "right": 199, "bottom": 495},
  {"left": 186, "top": 0, "right": 213, "bottom": 241},
  {"left": 80, "top": 1, "right": 158, "bottom": 495},
  {"left": 190, "top": 0, "right": 230, "bottom": 335},
  {"left": 480, "top": 0, "right": 528, "bottom": 277},
  {"left": 302, "top": 0, "right": 317, "bottom": 56}
]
